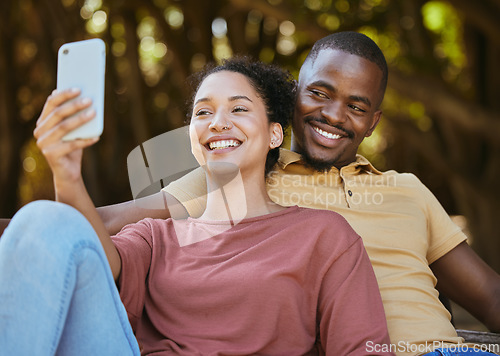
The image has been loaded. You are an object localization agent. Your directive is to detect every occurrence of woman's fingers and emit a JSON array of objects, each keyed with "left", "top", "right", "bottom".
[
  {"left": 34, "top": 89, "right": 92, "bottom": 139},
  {"left": 36, "top": 108, "right": 96, "bottom": 150},
  {"left": 41, "top": 137, "right": 99, "bottom": 161},
  {"left": 37, "top": 88, "right": 80, "bottom": 125}
]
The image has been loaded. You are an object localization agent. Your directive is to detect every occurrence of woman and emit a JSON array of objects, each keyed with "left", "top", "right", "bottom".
[{"left": 0, "top": 57, "right": 393, "bottom": 355}]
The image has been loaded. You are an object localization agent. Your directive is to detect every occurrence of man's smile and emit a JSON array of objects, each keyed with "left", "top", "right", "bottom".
[
  {"left": 312, "top": 125, "right": 342, "bottom": 140},
  {"left": 305, "top": 117, "right": 354, "bottom": 148}
]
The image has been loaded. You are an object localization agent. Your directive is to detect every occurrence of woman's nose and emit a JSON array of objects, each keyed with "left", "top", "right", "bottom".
[{"left": 208, "top": 111, "right": 232, "bottom": 132}]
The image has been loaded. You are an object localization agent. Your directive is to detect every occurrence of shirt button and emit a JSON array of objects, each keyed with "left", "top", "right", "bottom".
[{"left": 348, "top": 190, "right": 353, "bottom": 197}]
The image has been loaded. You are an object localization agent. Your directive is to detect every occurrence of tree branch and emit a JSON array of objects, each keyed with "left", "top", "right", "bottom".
[
  {"left": 449, "top": 0, "right": 500, "bottom": 44},
  {"left": 388, "top": 68, "right": 500, "bottom": 146}
]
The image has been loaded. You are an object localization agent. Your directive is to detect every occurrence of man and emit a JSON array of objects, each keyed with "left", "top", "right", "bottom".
[
  {"left": 161, "top": 32, "right": 500, "bottom": 356},
  {"left": 2, "top": 32, "right": 500, "bottom": 355}
]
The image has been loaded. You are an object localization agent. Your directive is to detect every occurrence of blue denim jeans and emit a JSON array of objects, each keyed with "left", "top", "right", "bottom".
[
  {"left": 0, "top": 200, "right": 140, "bottom": 356},
  {"left": 425, "top": 347, "right": 498, "bottom": 355}
]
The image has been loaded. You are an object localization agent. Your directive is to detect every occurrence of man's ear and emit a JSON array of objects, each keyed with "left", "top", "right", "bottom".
[
  {"left": 270, "top": 122, "right": 284, "bottom": 148},
  {"left": 365, "top": 110, "right": 382, "bottom": 137}
]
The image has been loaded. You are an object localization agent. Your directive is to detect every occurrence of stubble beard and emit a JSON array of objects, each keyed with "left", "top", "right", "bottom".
[{"left": 300, "top": 146, "right": 345, "bottom": 172}]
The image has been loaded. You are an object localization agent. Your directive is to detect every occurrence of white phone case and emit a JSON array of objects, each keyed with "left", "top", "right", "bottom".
[{"left": 57, "top": 38, "right": 106, "bottom": 141}]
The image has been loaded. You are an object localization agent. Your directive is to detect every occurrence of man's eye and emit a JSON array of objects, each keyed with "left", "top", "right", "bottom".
[
  {"left": 348, "top": 104, "right": 366, "bottom": 113},
  {"left": 311, "top": 90, "right": 328, "bottom": 99}
]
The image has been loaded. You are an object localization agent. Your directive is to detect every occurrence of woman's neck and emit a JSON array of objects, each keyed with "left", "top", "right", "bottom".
[{"left": 199, "top": 169, "right": 284, "bottom": 221}]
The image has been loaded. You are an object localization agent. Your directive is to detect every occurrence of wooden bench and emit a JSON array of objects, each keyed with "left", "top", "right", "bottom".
[{"left": 457, "top": 329, "right": 500, "bottom": 346}]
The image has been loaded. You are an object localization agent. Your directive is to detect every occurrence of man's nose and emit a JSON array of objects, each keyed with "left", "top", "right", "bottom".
[
  {"left": 208, "top": 111, "right": 232, "bottom": 132},
  {"left": 321, "top": 101, "right": 346, "bottom": 125}
]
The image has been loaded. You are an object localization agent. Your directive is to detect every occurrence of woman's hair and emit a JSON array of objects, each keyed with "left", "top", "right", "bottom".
[{"left": 186, "top": 56, "right": 297, "bottom": 176}]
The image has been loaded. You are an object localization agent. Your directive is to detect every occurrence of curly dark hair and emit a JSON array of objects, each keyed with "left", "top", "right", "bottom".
[{"left": 186, "top": 56, "right": 297, "bottom": 176}]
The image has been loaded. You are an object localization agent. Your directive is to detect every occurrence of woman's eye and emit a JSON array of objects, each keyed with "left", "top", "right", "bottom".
[
  {"left": 232, "top": 106, "right": 248, "bottom": 113},
  {"left": 195, "top": 109, "right": 211, "bottom": 116}
]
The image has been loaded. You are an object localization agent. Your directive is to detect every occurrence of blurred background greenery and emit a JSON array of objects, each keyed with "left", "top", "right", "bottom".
[{"left": 1, "top": 0, "right": 499, "bottom": 275}]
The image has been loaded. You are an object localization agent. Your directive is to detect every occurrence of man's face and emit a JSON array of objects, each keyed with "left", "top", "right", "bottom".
[{"left": 292, "top": 49, "right": 384, "bottom": 171}]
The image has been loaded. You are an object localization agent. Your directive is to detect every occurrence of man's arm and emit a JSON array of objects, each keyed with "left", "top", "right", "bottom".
[
  {"left": 431, "top": 241, "right": 500, "bottom": 332},
  {"left": 0, "top": 190, "right": 187, "bottom": 238},
  {"left": 96, "top": 191, "right": 188, "bottom": 235}
]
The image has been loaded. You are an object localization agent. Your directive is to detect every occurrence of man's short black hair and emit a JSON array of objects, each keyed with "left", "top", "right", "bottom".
[{"left": 305, "top": 31, "right": 388, "bottom": 103}]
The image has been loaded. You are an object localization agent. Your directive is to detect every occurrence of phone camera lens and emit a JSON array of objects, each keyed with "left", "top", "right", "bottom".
[{"left": 63, "top": 49, "right": 69, "bottom": 55}]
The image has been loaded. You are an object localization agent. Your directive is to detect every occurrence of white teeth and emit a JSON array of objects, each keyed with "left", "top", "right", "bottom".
[
  {"left": 208, "top": 139, "right": 241, "bottom": 150},
  {"left": 313, "top": 126, "right": 342, "bottom": 140}
]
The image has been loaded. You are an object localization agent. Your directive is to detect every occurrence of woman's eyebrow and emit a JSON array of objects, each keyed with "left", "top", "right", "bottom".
[
  {"left": 194, "top": 95, "right": 252, "bottom": 106},
  {"left": 229, "top": 95, "right": 252, "bottom": 102},
  {"left": 194, "top": 97, "right": 210, "bottom": 106}
]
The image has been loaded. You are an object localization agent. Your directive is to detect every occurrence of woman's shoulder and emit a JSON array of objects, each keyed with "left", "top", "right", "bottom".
[
  {"left": 115, "top": 217, "right": 176, "bottom": 239},
  {"left": 293, "top": 206, "right": 352, "bottom": 226}
]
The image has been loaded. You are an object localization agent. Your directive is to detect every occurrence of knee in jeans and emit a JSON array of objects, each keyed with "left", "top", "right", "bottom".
[{"left": 8, "top": 200, "right": 97, "bottom": 249}]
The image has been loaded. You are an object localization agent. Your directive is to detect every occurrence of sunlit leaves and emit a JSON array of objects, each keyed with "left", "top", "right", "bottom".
[
  {"left": 246, "top": 10, "right": 263, "bottom": 45},
  {"left": 164, "top": 6, "right": 184, "bottom": 29},
  {"left": 422, "top": 1, "right": 466, "bottom": 77},
  {"left": 212, "top": 36, "right": 233, "bottom": 62},
  {"left": 190, "top": 53, "right": 207, "bottom": 72},
  {"left": 212, "top": 18, "right": 228, "bottom": 38},
  {"left": 277, "top": 21, "right": 297, "bottom": 55},
  {"left": 81, "top": 0, "right": 107, "bottom": 34},
  {"left": 15, "top": 38, "right": 38, "bottom": 65},
  {"left": 317, "top": 13, "right": 340, "bottom": 31},
  {"left": 358, "top": 26, "right": 401, "bottom": 65},
  {"left": 211, "top": 17, "right": 233, "bottom": 62},
  {"left": 259, "top": 47, "right": 275, "bottom": 63},
  {"left": 335, "top": 0, "right": 350, "bottom": 13},
  {"left": 359, "top": 127, "right": 387, "bottom": 168},
  {"left": 136, "top": 16, "right": 169, "bottom": 86}
]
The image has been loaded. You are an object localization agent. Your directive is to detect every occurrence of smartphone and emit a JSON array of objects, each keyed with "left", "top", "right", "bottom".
[{"left": 57, "top": 38, "right": 106, "bottom": 141}]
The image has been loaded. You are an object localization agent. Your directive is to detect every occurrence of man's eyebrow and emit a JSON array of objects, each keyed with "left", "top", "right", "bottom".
[
  {"left": 310, "top": 80, "right": 336, "bottom": 93},
  {"left": 349, "top": 95, "right": 372, "bottom": 107},
  {"left": 310, "top": 80, "right": 372, "bottom": 107}
]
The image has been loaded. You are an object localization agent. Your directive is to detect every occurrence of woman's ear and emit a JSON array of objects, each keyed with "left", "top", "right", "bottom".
[{"left": 269, "top": 122, "right": 283, "bottom": 149}]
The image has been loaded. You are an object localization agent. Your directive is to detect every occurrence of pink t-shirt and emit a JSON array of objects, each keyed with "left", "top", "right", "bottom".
[{"left": 112, "top": 206, "right": 392, "bottom": 355}]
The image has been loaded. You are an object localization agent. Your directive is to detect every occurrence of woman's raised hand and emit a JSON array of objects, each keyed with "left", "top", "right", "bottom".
[{"left": 34, "top": 88, "right": 99, "bottom": 184}]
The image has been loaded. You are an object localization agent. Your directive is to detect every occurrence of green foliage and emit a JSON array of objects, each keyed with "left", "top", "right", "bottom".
[
  {"left": 422, "top": 1, "right": 466, "bottom": 74},
  {"left": 3, "top": 1, "right": 500, "bottom": 272}
]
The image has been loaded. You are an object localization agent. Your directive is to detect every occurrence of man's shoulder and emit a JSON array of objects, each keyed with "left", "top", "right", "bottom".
[{"left": 378, "top": 169, "right": 427, "bottom": 188}]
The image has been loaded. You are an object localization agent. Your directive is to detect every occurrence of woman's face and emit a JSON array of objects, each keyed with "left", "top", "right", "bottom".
[{"left": 189, "top": 70, "right": 281, "bottom": 178}]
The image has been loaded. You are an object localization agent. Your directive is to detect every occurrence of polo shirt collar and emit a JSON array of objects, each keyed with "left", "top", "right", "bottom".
[{"left": 277, "top": 148, "right": 382, "bottom": 175}]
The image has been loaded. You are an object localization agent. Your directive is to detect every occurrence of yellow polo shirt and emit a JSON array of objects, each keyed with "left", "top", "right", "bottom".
[{"left": 164, "top": 148, "right": 467, "bottom": 356}]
